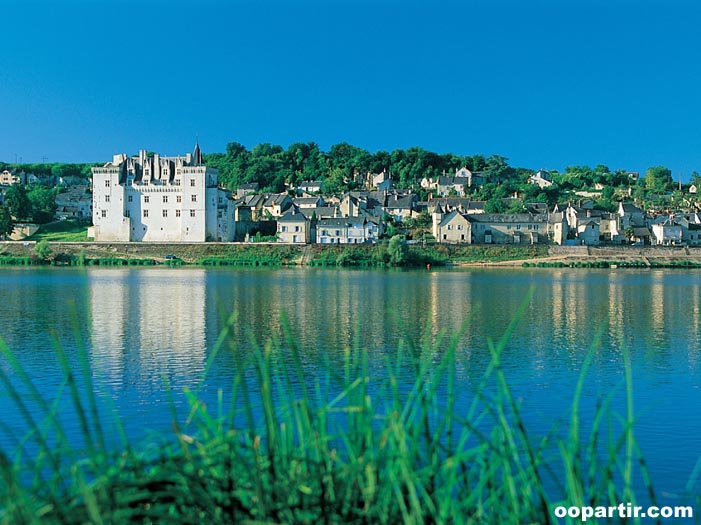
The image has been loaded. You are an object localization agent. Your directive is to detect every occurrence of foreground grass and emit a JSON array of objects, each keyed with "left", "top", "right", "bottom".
[{"left": 0, "top": 305, "right": 682, "bottom": 524}]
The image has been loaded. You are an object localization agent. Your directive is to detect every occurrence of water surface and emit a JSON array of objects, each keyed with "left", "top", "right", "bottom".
[{"left": 1, "top": 266, "right": 700, "bottom": 500}]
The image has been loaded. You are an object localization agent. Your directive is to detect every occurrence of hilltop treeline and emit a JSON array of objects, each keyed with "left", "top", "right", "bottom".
[
  {"left": 3, "top": 143, "right": 698, "bottom": 214},
  {"left": 203, "top": 142, "right": 521, "bottom": 195},
  {"left": 0, "top": 161, "right": 96, "bottom": 180}
]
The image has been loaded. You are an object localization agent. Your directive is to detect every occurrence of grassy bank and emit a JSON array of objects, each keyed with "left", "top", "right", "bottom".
[
  {"left": 26, "top": 220, "right": 89, "bottom": 242},
  {"left": 0, "top": 305, "right": 683, "bottom": 524},
  {"left": 3, "top": 240, "right": 701, "bottom": 270}
]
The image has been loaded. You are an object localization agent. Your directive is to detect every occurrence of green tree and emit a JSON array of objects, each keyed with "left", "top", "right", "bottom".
[
  {"left": 27, "top": 186, "right": 57, "bottom": 224},
  {"left": 0, "top": 206, "right": 14, "bottom": 238},
  {"left": 484, "top": 197, "right": 507, "bottom": 213},
  {"left": 323, "top": 168, "right": 348, "bottom": 195},
  {"left": 690, "top": 171, "right": 701, "bottom": 190},
  {"left": 645, "top": 166, "right": 673, "bottom": 193},
  {"left": 388, "top": 235, "right": 408, "bottom": 266},
  {"left": 4, "top": 185, "right": 31, "bottom": 220}
]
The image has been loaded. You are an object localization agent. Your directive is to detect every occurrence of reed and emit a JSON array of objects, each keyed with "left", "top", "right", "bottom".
[{"left": 0, "top": 302, "right": 674, "bottom": 524}]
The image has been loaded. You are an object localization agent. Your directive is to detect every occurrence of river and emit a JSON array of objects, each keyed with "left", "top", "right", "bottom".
[{"left": 0, "top": 266, "right": 700, "bottom": 502}]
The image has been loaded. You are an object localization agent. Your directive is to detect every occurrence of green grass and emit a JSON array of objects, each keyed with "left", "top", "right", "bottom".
[
  {"left": 26, "top": 220, "right": 89, "bottom": 242},
  {"left": 0, "top": 297, "right": 687, "bottom": 524}
]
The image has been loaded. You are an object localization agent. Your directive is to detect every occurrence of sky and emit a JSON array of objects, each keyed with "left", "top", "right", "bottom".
[{"left": 2, "top": 0, "right": 701, "bottom": 179}]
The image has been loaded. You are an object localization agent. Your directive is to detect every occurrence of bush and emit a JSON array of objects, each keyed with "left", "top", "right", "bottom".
[
  {"left": 34, "top": 240, "right": 52, "bottom": 261},
  {"left": 388, "top": 234, "right": 408, "bottom": 266}
]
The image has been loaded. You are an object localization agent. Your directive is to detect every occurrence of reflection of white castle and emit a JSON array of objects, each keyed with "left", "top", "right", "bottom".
[{"left": 89, "top": 269, "right": 207, "bottom": 389}]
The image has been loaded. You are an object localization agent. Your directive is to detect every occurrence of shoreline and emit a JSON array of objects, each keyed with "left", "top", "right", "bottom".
[{"left": 2, "top": 241, "right": 701, "bottom": 268}]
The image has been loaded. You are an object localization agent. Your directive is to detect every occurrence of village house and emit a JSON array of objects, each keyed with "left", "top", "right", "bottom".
[
  {"left": 276, "top": 207, "right": 311, "bottom": 244},
  {"left": 432, "top": 209, "right": 565, "bottom": 245},
  {"left": 55, "top": 185, "right": 92, "bottom": 220},
  {"left": 575, "top": 219, "right": 601, "bottom": 245},
  {"left": 436, "top": 176, "right": 470, "bottom": 196},
  {"left": 0, "top": 169, "right": 23, "bottom": 185},
  {"left": 90, "top": 143, "right": 235, "bottom": 242},
  {"left": 262, "top": 193, "right": 292, "bottom": 218},
  {"left": 236, "top": 182, "right": 259, "bottom": 198},
  {"left": 316, "top": 217, "right": 382, "bottom": 244},
  {"left": 432, "top": 210, "right": 472, "bottom": 243},
  {"left": 427, "top": 197, "right": 486, "bottom": 215},
  {"left": 361, "top": 170, "right": 392, "bottom": 191},
  {"left": 618, "top": 201, "right": 645, "bottom": 229},
  {"left": 650, "top": 217, "right": 683, "bottom": 246},
  {"left": 528, "top": 169, "right": 553, "bottom": 188},
  {"left": 300, "top": 206, "right": 339, "bottom": 220},
  {"left": 238, "top": 194, "right": 266, "bottom": 221},
  {"left": 383, "top": 193, "right": 417, "bottom": 221},
  {"left": 676, "top": 214, "right": 701, "bottom": 245},
  {"left": 295, "top": 180, "right": 323, "bottom": 194},
  {"left": 292, "top": 196, "right": 325, "bottom": 209},
  {"left": 468, "top": 213, "right": 551, "bottom": 244}
]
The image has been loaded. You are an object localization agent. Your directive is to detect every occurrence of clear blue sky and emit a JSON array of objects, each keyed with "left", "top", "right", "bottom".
[{"left": 2, "top": 0, "right": 701, "bottom": 179}]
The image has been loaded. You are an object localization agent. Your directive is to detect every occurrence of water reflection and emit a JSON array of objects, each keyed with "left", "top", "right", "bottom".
[
  {"left": 88, "top": 269, "right": 207, "bottom": 405},
  {"left": 2, "top": 267, "right": 701, "bottom": 496}
]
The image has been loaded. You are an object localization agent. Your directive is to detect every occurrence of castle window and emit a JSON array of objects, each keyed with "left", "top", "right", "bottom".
[
  {"left": 144, "top": 195, "right": 150, "bottom": 203},
  {"left": 163, "top": 195, "right": 168, "bottom": 203},
  {"left": 190, "top": 210, "right": 196, "bottom": 217},
  {"left": 191, "top": 195, "right": 197, "bottom": 202},
  {"left": 162, "top": 209, "right": 168, "bottom": 218},
  {"left": 101, "top": 210, "right": 107, "bottom": 218},
  {"left": 177, "top": 195, "right": 182, "bottom": 203},
  {"left": 190, "top": 179, "right": 195, "bottom": 187},
  {"left": 105, "top": 195, "right": 110, "bottom": 202},
  {"left": 176, "top": 210, "right": 181, "bottom": 217},
  {"left": 143, "top": 209, "right": 149, "bottom": 218},
  {"left": 105, "top": 179, "right": 110, "bottom": 187},
  {"left": 128, "top": 195, "right": 133, "bottom": 202},
  {"left": 174, "top": 179, "right": 180, "bottom": 186}
]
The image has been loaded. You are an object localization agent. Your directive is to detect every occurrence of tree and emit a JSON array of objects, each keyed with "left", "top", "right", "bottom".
[
  {"left": 323, "top": 168, "right": 347, "bottom": 195},
  {"left": 645, "top": 166, "right": 673, "bottom": 193},
  {"left": 4, "top": 185, "right": 31, "bottom": 220},
  {"left": 0, "top": 206, "right": 14, "bottom": 238},
  {"left": 691, "top": 171, "right": 701, "bottom": 190},
  {"left": 484, "top": 197, "right": 507, "bottom": 214},
  {"left": 388, "top": 235, "right": 408, "bottom": 266},
  {"left": 27, "top": 186, "right": 57, "bottom": 224}
]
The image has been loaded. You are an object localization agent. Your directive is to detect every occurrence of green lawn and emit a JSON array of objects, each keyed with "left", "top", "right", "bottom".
[{"left": 27, "top": 220, "right": 89, "bottom": 242}]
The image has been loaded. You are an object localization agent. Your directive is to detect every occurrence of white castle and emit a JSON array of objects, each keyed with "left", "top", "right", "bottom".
[{"left": 91, "top": 143, "right": 234, "bottom": 242}]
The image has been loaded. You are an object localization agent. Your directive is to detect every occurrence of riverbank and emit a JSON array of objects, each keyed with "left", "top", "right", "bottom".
[{"left": 1, "top": 241, "right": 700, "bottom": 268}]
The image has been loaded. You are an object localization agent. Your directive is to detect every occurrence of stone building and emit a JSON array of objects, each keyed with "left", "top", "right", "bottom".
[{"left": 91, "top": 143, "right": 234, "bottom": 242}]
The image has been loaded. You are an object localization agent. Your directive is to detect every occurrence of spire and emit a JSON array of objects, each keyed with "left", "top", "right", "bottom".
[{"left": 193, "top": 137, "right": 202, "bottom": 165}]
